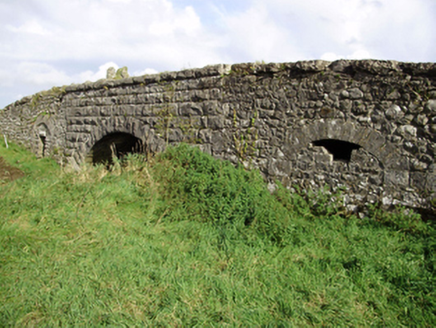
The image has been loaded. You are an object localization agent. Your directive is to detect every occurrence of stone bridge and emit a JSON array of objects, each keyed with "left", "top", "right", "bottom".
[{"left": 1, "top": 60, "right": 436, "bottom": 212}]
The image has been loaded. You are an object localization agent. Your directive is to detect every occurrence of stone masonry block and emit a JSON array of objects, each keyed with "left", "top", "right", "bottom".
[{"left": 384, "top": 170, "right": 409, "bottom": 188}]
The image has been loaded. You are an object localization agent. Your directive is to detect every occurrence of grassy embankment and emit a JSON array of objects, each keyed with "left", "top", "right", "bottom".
[{"left": 0, "top": 142, "right": 435, "bottom": 326}]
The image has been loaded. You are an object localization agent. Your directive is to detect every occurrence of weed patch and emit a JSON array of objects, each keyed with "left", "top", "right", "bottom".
[{"left": 152, "top": 144, "right": 293, "bottom": 244}]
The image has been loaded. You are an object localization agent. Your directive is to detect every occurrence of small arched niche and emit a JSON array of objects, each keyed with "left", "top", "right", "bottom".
[
  {"left": 88, "top": 132, "right": 144, "bottom": 165},
  {"left": 36, "top": 123, "right": 49, "bottom": 158},
  {"left": 313, "top": 139, "right": 361, "bottom": 162}
]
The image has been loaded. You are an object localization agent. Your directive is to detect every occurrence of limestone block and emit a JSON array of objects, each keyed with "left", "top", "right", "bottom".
[
  {"left": 106, "top": 67, "right": 116, "bottom": 79},
  {"left": 167, "top": 128, "right": 183, "bottom": 142},
  {"left": 297, "top": 154, "right": 314, "bottom": 171},
  {"left": 210, "top": 131, "right": 228, "bottom": 153},
  {"left": 425, "top": 99, "right": 436, "bottom": 112},
  {"left": 425, "top": 172, "right": 436, "bottom": 192},
  {"left": 397, "top": 125, "right": 417, "bottom": 137},
  {"left": 414, "top": 114, "right": 429, "bottom": 126},
  {"left": 349, "top": 88, "right": 364, "bottom": 99},
  {"left": 387, "top": 90, "right": 401, "bottom": 100},
  {"left": 410, "top": 158, "right": 428, "bottom": 171},
  {"left": 384, "top": 170, "right": 409, "bottom": 187},
  {"left": 199, "top": 129, "right": 212, "bottom": 143},
  {"left": 340, "top": 99, "right": 352, "bottom": 111},
  {"left": 197, "top": 144, "right": 212, "bottom": 155},
  {"left": 410, "top": 172, "right": 426, "bottom": 190},
  {"left": 368, "top": 174, "right": 383, "bottom": 186},
  {"left": 294, "top": 60, "right": 330, "bottom": 72},
  {"left": 268, "top": 159, "right": 292, "bottom": 177},
  {"left": 385, "top": 104, "right": 404, "bottom": 120}
]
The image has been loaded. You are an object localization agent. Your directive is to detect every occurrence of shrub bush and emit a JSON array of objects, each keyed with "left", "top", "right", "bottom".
[{"left": 152, "top": 144, "right": 293, "bottom": 245}]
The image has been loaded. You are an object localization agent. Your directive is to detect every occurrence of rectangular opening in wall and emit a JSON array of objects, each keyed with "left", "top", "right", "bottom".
[{"left": 313, "top": 139, "right": 361, "bottom": 162}]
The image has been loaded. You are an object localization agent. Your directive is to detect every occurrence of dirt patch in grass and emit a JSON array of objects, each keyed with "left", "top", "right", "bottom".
[{"left": 0, "top": 156, "right": 25, "bottom": 183}]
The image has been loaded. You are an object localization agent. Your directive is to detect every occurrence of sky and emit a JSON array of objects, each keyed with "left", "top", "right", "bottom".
[{"left": 0, "top": 0, "right": 435, "bottom": 109}]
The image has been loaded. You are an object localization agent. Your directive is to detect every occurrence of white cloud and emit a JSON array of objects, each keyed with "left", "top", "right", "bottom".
[
  {"left": 321, "top": 49, "right": 372, "bottom": 61},
  {"left": 106, "top": 0, "right": 132, "bottom": 3},
  {"left": 148, "top": 5, "right": 201, "bottom": 37},
  {"left": 31, "top": 0, "right": 207, "bottom": 66},
  {"left": 249, "top": 0, "right": 435, "bottom": 61},
  {"left": 6, "top": 20, "right": 53, "bottom": 36},
  {"left": 215, "top": 2, "right": 306, "bottom": 63},
  {"left": 3, "top": 0, "right": 433, "bottom": 67},
  {"left": 16, "top": 62, "right": 70, "bottom": 86},
  {"left": 0, "top": 0, "right": 435, "bottom": 108},
  {"left": 321, "top": 53, "right": 342, "bottom": 61},
  {"left": 134, "top": 68, "right": 159, "bottom": 76},
  {"left": 77, "top": 62, "right": 120, "bottom": 82}
]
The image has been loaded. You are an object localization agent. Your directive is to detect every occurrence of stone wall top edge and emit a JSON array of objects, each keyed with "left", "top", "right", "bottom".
[
  {"left": 2, "top": 86, "right": 66, "bottom": 111},
  {"left": 62, "top": 59, "right": 435, "bottom": 93},
  {"left": 2, "top": 59, "right": 435, "bottom": 111},
  {"left": 64, "top": 63, "right": 234, "bottom": 93},
  {"left": 231, "top": 59, "right": 436, "bottom": 75}
]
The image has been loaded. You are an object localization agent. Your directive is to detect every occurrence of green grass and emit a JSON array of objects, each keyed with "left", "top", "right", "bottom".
[{"left": 0, "top": 143, "right": 435, "bottom": 326}]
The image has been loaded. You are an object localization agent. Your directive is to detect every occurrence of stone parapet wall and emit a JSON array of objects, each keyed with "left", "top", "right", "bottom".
[
  {"left": 0, "top": 87, "right": 67, "bottom": 162},
  {"left": 1, "top": 60, "right": 436, "bottom": 211}
]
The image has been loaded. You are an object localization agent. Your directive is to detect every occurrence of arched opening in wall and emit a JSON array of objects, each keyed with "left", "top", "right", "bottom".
[
  {"left": 40, "top": 135, "right": 47, "bottom": 157},
  {"left": 313, "top": 139, "right": 361, "bottom": 162},
  {"left": 37, "top": 125, "right": 49, "bottom": 158},
  {"left": 88, "top": 132, "right": 144, "bottom": 165},
  {"left": 39, "top": 136, "right": 46, "bottom": 157}
]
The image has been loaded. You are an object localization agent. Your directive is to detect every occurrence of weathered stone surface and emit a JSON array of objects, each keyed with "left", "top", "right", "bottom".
[
  {"left": 385, "top": 170, "right": 409, "bottom": 187},
  {"left": 1, "top": 59, "right": 436, "bottom": 211},
  {"left": 349, "top": 88, "right": 364, "bottom": 99},
  {"left": 106, "top": 67, "right": 116, "bottom": 79},
  {"left": 426, "top": 99, "right": 436, "bottom": 112},
  {"left": 385, "top": 104, "right": 403, "bottom": 120},
  {"left": 397, "top": 125, "right": 417, "bottom": 137}
]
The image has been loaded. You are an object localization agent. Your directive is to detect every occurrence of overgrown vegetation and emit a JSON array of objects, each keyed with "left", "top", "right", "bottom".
[{"left": 0, "top": 143, "right": 435, "bottom": 326}]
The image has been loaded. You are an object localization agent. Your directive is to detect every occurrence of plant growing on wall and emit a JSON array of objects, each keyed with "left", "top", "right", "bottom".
[
  {"left": 155, "top": 104, "right": 174, "bottom": 144},
  {"left": 232, "top": 108, "right": 259, "bottom": 162}
]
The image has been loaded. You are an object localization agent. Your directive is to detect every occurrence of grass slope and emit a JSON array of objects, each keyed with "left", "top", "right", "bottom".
[{"left": 0, "top": 143, "right": 435, "bottom": 327}]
